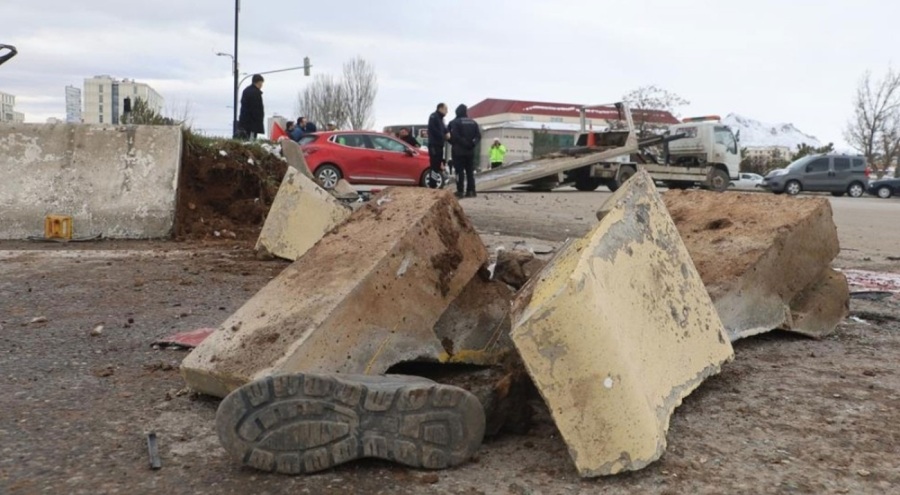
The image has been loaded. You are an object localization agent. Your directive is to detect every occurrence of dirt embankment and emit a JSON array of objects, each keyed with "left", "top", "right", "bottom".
[{"left": 174, "top": 135, "right": 287, "bottom": 242}]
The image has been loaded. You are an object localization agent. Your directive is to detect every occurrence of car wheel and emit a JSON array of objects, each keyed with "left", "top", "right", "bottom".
[
  {"left": 420, "top": 169, "right": 444, "bottom": 189},
  {"left": 785, "top": 180, "right": 802, "bottom": 196},
  {"left": 314, "top": 164, "right": 342, "bottom": 190},
  {"left": 847, "top": 182, "right": 865, "bottom": 198},
  {"left": 878, "top": 186, "right": 893, "bottom": 199}
]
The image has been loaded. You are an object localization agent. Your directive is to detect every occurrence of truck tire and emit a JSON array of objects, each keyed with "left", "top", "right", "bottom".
[
  {"left": 706, "top": 168, "right": 730, "bottom": 192},
  {"left": 574, "top": 177, "right": 603, "bottom": 192},
  {"left": 611, "top": 166, "right": 636, "bottom": 191},
  {"left": 667, "top": 181, "right": 693, "bottom": 190},
  {"left": 606, "top": 181, "right": 620, "bottom": 192}
]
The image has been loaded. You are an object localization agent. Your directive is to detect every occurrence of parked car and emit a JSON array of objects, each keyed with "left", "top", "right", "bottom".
[
  {"left": 299, "top": 131, "right": 441, "bottom": 189},
  {"left": 761, "top": 154, "right": 870, "bottom": 197},
  {"left": 866, "top": 177, "right": 900, "bottom": 199},
  {"left": 729, "top": 172, "right": 764, "bottom": 189}
]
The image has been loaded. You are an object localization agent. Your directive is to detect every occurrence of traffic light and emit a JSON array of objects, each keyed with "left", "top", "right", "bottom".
[{"left": 303, "top": 57, "right": 311, "bottom": 76}]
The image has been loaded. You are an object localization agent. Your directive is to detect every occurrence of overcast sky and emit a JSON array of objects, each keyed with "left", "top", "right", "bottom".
[{"left": 2, "top": 1, "right": 897, "bottom": 147}]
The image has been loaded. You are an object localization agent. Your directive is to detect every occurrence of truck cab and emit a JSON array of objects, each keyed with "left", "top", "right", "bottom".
[{"left": 668, "top": 118, "right": 741, "bottom": 181}]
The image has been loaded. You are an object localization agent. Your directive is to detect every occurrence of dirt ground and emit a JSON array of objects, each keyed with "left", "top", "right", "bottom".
[{"left": 2, "top": 191, "right": 900, "bottom": 495}]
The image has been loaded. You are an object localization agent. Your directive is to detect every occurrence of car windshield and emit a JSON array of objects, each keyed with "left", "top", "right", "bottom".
[
  {"left": 298, "top": 136, "right": 317, "bottom": 146},
  {"left": 787, "top": 155, "right": 816, "bottom": 170}
]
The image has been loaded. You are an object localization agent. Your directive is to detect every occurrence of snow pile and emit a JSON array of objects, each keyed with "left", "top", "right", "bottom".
[{"left": 724, "top": 114, "right": 822, "bottom": 150}]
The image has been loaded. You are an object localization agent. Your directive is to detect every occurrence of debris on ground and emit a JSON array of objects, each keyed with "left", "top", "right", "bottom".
[
  {"left": 492, "top": 248, "right": 547, "bottom": 290},
  {"left": 513, "top": 171, "right": 733, "bottom": 477},
  {"left": 152, "top": 328, "right": 216, "bottom": 349},
  {"left": 181, "top": 188, "right": 489, "bottom": 398},
  {"left": 332, "top": 179, "right": 360, "bottom": 201},
  {"left": 660, "top": 190, "right": 848, "bottom": 340},
  {"left": 254, "top": 166, "right": 351, "bottom": 261}
]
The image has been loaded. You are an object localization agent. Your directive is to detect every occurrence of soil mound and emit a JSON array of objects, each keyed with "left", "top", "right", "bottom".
[{"left": 175, "top": 135, "right": 287, "bottom": 241}]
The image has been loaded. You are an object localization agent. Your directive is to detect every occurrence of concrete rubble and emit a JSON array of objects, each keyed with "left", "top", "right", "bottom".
[
  {"left": 660, "top": 190, "right": 848, "bottom": 340},
  {"left": 279, "top": 139, "right": 315, "bottom": 181},
  {"left": 512, "top": 170, "right": 734, "bottom": 477},
  {"left": 255, "top": 166, "right": 351, "bottom": 261},
  {"left": 492, "top": 248, "right": 547, "bottom": 290},
  {"left": 182, "top": 188, "right": 490, "bottom": 398}
]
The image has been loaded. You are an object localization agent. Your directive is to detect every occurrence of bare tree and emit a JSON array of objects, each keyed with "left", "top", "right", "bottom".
[
  {"left": 342, "top": 57, "right": 378, "bottom": 130},
  {"left": 844, "top": 68, "right": 900, "bottom": 176},
  {"left": 296, "top": 74, "right": 348, "bottom": 129},
  {"left": 623, "top": 85, "right": 690, "bottom": 136}
]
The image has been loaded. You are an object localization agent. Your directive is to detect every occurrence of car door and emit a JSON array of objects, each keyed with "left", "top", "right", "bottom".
[
  {"left": 330, "top": 133, "right": 376, "bottom": 182},
  {"left": 801, "top": 157, "right": 831, "bottom": 191},
  {"left": 830, "top": 157, "right": 852, "bottom": 191},
  {"left": 368, "top": 134, "right": 419, "bottom": 185}
]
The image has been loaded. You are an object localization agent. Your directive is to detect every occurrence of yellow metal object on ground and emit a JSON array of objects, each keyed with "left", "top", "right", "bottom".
[
  {"left": 254, "top": 166, "right": 351, "bottom": 261},
  {"left": 511, "top": 170, "right": 733, "bottom": 477},
  {"left": 44, "top": 215, "right": 72, "bottom": 240}
]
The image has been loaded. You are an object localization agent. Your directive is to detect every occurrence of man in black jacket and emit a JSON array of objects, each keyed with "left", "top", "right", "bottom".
[
  {"left": 397, "top": 128, "right": 420, "bottom": 149},
  {"left": 426, "top": 103, "right": 449, "bottom": 188},
  {"left": 448, "top": 104, "right": 482, "bottom": 198},
  {"left": 237, "top": 74, "right": 265, "bottom": 140}
]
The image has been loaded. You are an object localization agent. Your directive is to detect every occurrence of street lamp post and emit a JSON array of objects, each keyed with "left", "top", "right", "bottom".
[{"left": 232, "top": 0, "right": 240, "bottom": 137}]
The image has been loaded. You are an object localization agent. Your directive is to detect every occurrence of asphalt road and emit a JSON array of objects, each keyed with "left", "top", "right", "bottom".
[{"left": 462, "top": 188, "right": 900, "bottom": 256}]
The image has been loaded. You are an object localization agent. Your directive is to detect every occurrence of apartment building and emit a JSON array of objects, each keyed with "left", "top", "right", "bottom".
[{"left": 82, "top": 75, "right": 164, "bottom": 124}]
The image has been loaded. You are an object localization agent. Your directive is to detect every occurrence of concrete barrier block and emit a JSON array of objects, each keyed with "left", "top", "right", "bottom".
[
  {"left": 182, "top": 188, "right": 488, "bottom": 398},
  {"left": 662, "top": 191, "right": 843, "bottom": 340},
  {"left": 280, "top": 139, "right": 314, "bottom": 180},
  {"left": 784, "top": 268, "right": 849, "bottom": 338},
  {"left": 512, "top": 170, "right": 733, "bottom": 477},
  {"left": 0, "top": 123, "right": 182, "bottom": 239},
  {"left": 254, "top": 166, "right": 351, "bottom": 261}
]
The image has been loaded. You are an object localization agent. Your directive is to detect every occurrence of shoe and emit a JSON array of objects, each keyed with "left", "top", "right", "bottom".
[
  {"left": 215, "top": 373, "right": 486, "bottom": 475},
  {"left": 455, "top": 191, "right": 464, "bottom": 199},
  {"left": 465, "top": 191, "right": 477, "bottom": 198}
]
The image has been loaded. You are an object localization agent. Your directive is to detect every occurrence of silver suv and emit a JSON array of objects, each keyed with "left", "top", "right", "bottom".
[{"left": 762, "top": 154, "right": 870, "bottom": 197}]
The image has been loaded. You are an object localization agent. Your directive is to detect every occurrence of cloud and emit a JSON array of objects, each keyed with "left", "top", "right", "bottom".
[{"left": 2, "top": 0, "right": 899, "bottom": 146}]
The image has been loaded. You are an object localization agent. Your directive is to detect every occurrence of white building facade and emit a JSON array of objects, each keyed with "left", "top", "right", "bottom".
[
  {"left": 0, "top": 91, "right": 25, "bottom": 123},
  {"left": 65, "top": 85, "right": 83, "bottom": 123},
  {"left": 82, "top": 75, "right": 164, "bottom": 124}
]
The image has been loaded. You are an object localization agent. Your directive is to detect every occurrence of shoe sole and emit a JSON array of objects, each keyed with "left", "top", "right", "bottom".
[{"left": 215, "top": 373, "right": 486, "bottom": 474}]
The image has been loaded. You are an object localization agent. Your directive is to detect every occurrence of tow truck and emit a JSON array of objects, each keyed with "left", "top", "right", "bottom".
[{"left": 469, "top": 102, "right": 741, "bottom": 193}]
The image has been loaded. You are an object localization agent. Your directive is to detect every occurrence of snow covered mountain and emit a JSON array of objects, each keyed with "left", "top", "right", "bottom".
[{"left": 723, "top": 114, "right": 822, "bottom": 150}]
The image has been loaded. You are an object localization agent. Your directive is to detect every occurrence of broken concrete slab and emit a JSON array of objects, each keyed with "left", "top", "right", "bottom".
[
  {"left": 493, "top": 249, "right": 547, "bottom": 290},
  {"left": 785, "top": 268, "right": 849, "bottom": 338},
  {"left": 182, "top": 188, "right": 489, "bottom": 398},
  {"left": 332, "top": 179, "right": 359, "bottom": 201},
  {"left": 254, "top": 166, "right": 351, "bottom": 261},
  {"left": 661, "top": 190, "right": 845, "bottom": 340},
  {"left": 433, "top": 269, "right": 515, "bottom": 365},
  {"left": 280, "top": 139, "right": 315, "bottom": 181},
  {"left": 512, "top": 170, "right": 733, "bottom": 477}
]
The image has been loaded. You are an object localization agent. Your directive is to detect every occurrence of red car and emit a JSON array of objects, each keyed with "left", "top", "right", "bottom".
[{"left": 299, "top": 131, "right": 443, "bottom": 189}]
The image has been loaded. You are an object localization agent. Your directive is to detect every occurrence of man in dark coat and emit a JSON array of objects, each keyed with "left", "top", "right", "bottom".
[
  {"left": 447, "top": 104, "right": 482, "bottom": 198},
  {"left": 426, "top": 103, "right": 449, "bottom": 188},
  {"left": 237, "top": 74, "right": 265, "bottom": 140}
]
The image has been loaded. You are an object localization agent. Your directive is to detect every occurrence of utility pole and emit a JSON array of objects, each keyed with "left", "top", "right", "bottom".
[{"left": 232, "top": 0, "right": 240, "bottom": 138}]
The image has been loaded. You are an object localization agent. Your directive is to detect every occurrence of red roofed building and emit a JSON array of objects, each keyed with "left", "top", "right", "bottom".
[{"left": 467, "top": 98, "right": 679, "bottom": 128}]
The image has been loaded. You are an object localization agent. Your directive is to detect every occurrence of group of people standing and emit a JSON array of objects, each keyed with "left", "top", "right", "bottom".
[
  {"left": 286, "top": 117, "right": 339, "bottom": 142},
  {"left": 426, "top": 103, "right": 508, "bottom": 198},
  {"left": 427, "top": 103, "right": 482, "bottom": 198}
]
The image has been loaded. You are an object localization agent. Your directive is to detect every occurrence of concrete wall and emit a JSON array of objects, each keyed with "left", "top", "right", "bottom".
[{"left": 0, "top": 123, "right": 182, "bottom": 239}]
